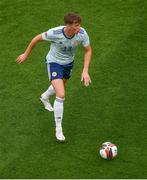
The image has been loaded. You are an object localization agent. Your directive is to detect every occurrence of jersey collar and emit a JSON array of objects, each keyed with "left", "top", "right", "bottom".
[{"left": 62, "top": 27, "right": 75, "bottom": 39}]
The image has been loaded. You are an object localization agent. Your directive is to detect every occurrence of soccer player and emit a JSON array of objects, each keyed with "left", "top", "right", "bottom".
[{"left": 17, "top": 12, "right": 92, "bottom": 142}]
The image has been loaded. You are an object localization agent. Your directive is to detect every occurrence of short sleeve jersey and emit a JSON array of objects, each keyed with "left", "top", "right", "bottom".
[{"left": 42, "top": 26, "right": 90, "bottom": 65}]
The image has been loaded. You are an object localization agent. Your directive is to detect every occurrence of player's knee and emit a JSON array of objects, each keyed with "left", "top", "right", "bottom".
[{"left": 56, "top": 92, "right": 65, "bottom": 99}]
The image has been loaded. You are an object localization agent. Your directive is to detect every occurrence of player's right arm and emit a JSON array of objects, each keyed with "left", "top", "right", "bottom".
[{"left": 16, "top": 34, "right": 43, "bottom": 64}]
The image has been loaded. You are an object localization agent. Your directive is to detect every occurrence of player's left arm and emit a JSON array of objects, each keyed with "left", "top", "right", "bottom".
[{"left": 81, "top": 45, "right": 92, "bottom": 87}]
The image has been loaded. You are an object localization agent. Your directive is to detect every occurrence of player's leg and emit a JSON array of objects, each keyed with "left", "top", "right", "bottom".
[
  {"left": 51, "top": 79, "right": 66, "bottom": 141},
  {"left": 40, "top": 84, "right": 55, "bottom": 111},
  {"left": 52, "top": 64, "right": 73, "bottom": 141}
]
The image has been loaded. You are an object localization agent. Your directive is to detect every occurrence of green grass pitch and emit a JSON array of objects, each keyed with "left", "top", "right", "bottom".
[{"left": 0, "top": 0, "right": 147, "bottom": 178}]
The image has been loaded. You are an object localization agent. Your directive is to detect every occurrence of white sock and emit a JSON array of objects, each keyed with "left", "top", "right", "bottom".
[
  {"left": 41, "top": 85, "right": 55, "bottom": 99},
  {"left": 54, "top": 97, "right": 64, "bottom": 130}
]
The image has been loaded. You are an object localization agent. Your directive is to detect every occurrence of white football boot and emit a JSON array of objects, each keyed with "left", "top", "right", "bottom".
[
  {"left": 56, "top": 127, "right": 65, "bottom": 142},
  {"left": 40, "top": 96, "right": 54, "bottom": 112}
]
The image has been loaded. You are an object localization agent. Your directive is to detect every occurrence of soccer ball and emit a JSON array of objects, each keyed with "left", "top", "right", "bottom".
[{"left": 99, "top": 142, "right": 118, "bottom": 160}]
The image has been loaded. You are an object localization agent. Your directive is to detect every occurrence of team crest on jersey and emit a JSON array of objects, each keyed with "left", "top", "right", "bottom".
[
  {"left": 73, "top": 41, "right": 80, "bottom": 46},
  {"left": 52, "top": 72, "right": 57, "bottom": 77}
]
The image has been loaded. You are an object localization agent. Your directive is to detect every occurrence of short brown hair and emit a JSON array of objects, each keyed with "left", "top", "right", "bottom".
[{"left": 64, "top": 12, "right": 82, "bottom": 25}]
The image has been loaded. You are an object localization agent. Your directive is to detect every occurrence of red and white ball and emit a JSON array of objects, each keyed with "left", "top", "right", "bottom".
[{"left": 99, "top": 142, "right": 118, "bottom": 160}]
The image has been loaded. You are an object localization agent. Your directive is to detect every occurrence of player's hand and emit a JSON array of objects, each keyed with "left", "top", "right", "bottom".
[
  {"left": 81, "top": 71, "right": 91, "bottom": 87},
  {"left": 16, "top": 53, "right": 27, "bottom": 64}
]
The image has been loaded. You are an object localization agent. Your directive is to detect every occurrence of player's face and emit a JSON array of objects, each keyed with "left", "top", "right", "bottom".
[{"left": 68, "top": 23, "right": 81, "bottom": 34}]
